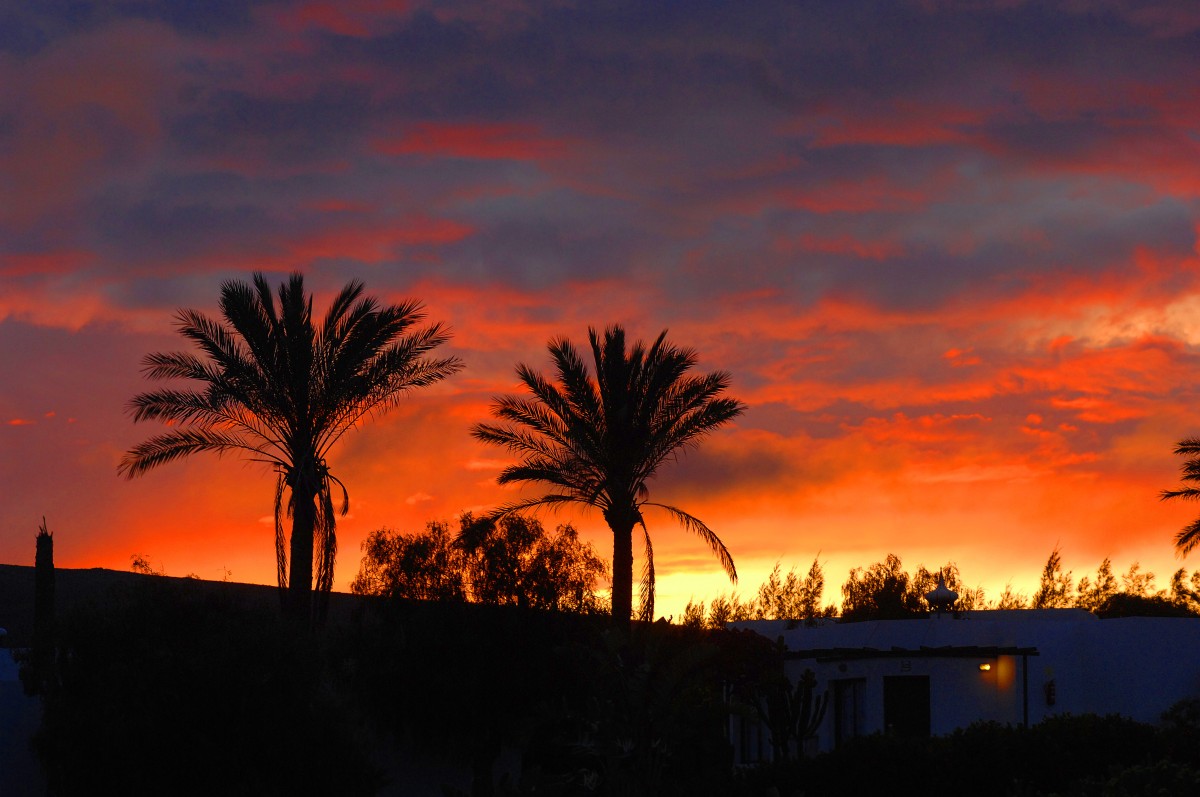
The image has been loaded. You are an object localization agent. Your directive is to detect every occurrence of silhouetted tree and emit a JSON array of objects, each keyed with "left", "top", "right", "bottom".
[
  {"left": 472, "top": 325, "right": 744, "bottom": 627},
  {"left": 1169, "top": 568, "right": 1200, "bottom": 612},
  {"left": 129, "top": 553, "right": 164, "bottom": 576},
  {"left": 705, "top": 592, "right": 756, "bottom": 628},
  {"left": 840, "top": 554, "right": 925, "bottom": 621},
  {"left": 352, "top": 514, "right": 609, "bottom": 613},
  {"left": 755, "top": 557, "right": 831, "bottom": 621},
  {"left": 119, "top": 272, "right": 461, "bottom": 624},
  {"left": 351, "top": 521, "right": 467, "bottom": 601},
  {"left": 993, "top": 583, "right": 1030, "bottom": 609},
  {"left": 1032, "top": 547, "right": 1074, "bottom": 608},
  {"left": 679, "top": 598, "right": 708, "bottom": 628},
  {"left": 1120, "top": 561, "right": 1159, "bottom": 597},
  {"left": 457, "top": 513, "right": 609, "bottom": 613},
  {"left": 1076, "top": 557, "right": 1118, "bottom": 610}
]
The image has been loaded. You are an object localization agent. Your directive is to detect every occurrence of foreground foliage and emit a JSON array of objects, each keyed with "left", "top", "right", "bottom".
[
  {"left": 737, "top": 710, "right": 1200, "bottom": 797},
  {"left": 32, "top": 575, "right": 1200, "bottom": 796},
  {"left": 35, "top": 581, "right": 382, "bottom": 796}
]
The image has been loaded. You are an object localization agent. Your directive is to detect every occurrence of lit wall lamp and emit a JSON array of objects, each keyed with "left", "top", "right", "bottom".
[{"left": 978, "top": 663, "right": 992, "bottom": 672}]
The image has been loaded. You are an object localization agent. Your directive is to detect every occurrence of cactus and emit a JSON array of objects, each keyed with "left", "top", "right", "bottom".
[{"left": 30, "top": 517, "right": 56, "bottom": 694}]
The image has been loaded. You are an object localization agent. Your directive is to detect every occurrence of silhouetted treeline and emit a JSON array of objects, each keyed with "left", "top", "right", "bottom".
[{"left": 680, "top": 549, "right": 1200, "bottom": 627}]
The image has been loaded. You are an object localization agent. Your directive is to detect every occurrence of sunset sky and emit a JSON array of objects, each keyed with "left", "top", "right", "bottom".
[{"left": 4, "top": 0, "right": 1200, "bottom": 617}]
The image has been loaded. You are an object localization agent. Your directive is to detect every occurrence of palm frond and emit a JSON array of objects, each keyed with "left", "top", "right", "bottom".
[
  {"left": 313, "top": 482, "right": 338, "bottom": 595},
  {"left": 119, "top": 428, "right": 277, "bottom": 479},
  {"left": 274, "top": 472, "right": 288, "bottom": 591},
  {"left": 638, "top": 523, "right": 655, "bottom": 622},
  {"left": 471, "top": 421, "right": 555, "bottom": 455},
  {"left": 127, "top": 389, "right": 293, "bottom": 464},
  {"left": 644, "top": 502, "right": 737, "bottom": 582},
  {"left": 320, "top": 278, "right": 367, "bottom": 339},
  {"left": 546, "top": 338, "right": 602, "bottom": 429},
  {"left": 486, "top": 493, "right": 593, "bottom": 520},
  {"left": 1176, "top": 516, "right": 1200, "bottom": 556},
  {"left": 141, "top": 351, "right": 223, "bottom": 383},
  {"left": 489, "top": 395, "right": 573, "bottom": 447},
  {"left": 1162, "top": 488, "right": 1200, "bottom": 501}
]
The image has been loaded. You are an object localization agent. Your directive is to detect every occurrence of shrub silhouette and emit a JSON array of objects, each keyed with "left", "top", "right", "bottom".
[{"left": 36, "top": 580, "right": 382, "bottom": 796}]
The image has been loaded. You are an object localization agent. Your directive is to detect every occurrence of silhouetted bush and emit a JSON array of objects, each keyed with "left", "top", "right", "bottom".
[
  {"left": 36, "top": 579, "right": 382, "bottom": 796},
  {"left": 1086, "top": 759, "right": 1200, "bottom": 797},
  {"left": 734, "top": 713, "right": 1164, "bottom": 797},
  {"left": 336, "top": 599, "right": 744, "bottom": 796}
]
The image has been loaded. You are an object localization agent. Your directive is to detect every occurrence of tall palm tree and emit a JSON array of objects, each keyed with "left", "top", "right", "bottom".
[
  {"left": 472, "top": 325, "right": 745, "bottom": 626},
  {"left": 119, "top": 272, "right": 462, "bottom": 622},
  {"left": 1161, "top": 438, "right": 1200, "bottom": 555}
]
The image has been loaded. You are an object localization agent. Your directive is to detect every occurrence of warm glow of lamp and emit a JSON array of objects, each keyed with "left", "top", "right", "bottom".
[{"left": 979, "top": 663, "right": 992, "bottom": 672}]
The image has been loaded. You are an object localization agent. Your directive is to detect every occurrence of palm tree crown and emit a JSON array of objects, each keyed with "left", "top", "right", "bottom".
[
  {"left": 472, "top": 324, "right": 745, "bottom": 624},
  {"left": 120, "top": 272, "right": 462, "bottom": 620},
  {"left": 1161, "top": 437, "right": 1200, "bottom": 555}
]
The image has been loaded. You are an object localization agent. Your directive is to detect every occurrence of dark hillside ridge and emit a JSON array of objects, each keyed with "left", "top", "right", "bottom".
[{"left": 0, "top": 564, "right": 370, "bottom": 645}]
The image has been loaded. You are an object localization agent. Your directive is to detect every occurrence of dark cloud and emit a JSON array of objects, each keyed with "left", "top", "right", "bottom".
[{"left": 169, "top": 87, "right": 376, "bottom": 166}]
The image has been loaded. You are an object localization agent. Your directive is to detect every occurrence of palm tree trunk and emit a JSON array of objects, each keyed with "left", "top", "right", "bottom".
[
  {"left": 289, "top": 485, "right": 316, "bottom": 625},
  {"left": 609, "top": 514, "right": 635, "bottom": 628}
]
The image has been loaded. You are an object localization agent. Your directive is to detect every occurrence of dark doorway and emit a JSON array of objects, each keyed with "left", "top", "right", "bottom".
[
  {"left": 833, "top": 678, "right": 865, "bottom": 747},
  {"left": 883, "top": 675, "right": 930, "bottom": 738}
]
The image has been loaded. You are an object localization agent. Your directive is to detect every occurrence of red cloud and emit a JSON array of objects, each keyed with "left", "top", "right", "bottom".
[
  {"left": 372, "top": 122, "right": 571, "bottom": 162},
  {"left": 266, "top": 0, "right": 410, "bottom": 38},
  {"left": 779, "top": 175, "right": 934, "bottom": 214},
  {"left": 790, "top": 98, "right": 989, "bottom": 149},
  {"left": 0, "top": 250, "right": 92, "bottom": 277}
]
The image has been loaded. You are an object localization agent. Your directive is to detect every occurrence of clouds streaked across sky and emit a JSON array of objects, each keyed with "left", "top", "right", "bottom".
[{"left": 3, "top": 0, "right": 1200, "bottom": 614}]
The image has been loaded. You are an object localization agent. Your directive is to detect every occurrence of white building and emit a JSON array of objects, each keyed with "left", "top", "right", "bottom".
[{"left": 730, "top": 609, "right": 1200, "bottom": 762}]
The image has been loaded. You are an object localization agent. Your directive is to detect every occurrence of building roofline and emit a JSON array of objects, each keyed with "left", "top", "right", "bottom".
[{"left": 786, "top": 644, "right": 1040, "bottom": 662}]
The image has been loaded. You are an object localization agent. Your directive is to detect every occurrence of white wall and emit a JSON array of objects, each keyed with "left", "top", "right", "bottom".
[{"left": 735, "top": 611, "right": 1200, "bottom": 755}]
